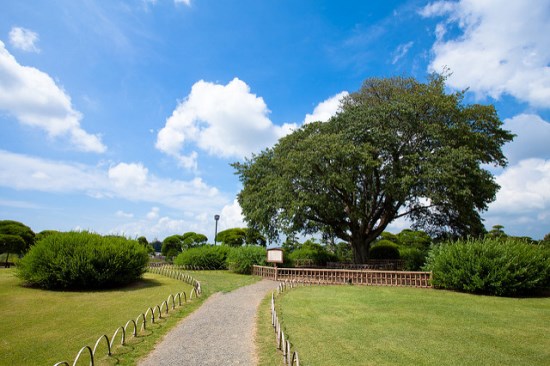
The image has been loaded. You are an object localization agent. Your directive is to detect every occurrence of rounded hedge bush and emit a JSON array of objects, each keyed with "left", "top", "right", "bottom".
[
  {"left": 226, "top": 246, "right": 267, "bottom": 274},
  {"left": 369, "top": 240, "right": 401, "bottom": 259},
  {"left": 174, "top": 245, "right": 230, "bottom": 269},
  {"left": 424, "top": 238, "right": 550, "bottom": 296},
  {"left": 17, "top": 231, "right": 149, "bottom": 290},
  {"left": 288, "top": 247, "right": 337, "bottom": 267}
]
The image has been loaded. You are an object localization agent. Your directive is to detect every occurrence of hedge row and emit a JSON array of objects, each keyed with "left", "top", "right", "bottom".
[
  {"left": 425, "top": 238, "right": 550, "bottom": 296},
  {"left": 174, "top": 245, "right": 267, "bottom": 274}
]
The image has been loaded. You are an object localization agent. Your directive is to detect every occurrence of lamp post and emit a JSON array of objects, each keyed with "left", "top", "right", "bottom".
[{"left": 214, "top": 214, "right": 220, "bottom": 245}]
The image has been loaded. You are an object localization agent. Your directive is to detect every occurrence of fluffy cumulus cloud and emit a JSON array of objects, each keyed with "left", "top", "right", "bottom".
[
  {"left": 156, "top": 78, "right": 296, "bottom": 169},
  {"left": 502, "top": 114, "right": 550, "bottom": 165},
  {"left": 482, "top": 114, "right": 550, "bottom": 238},
  {"left": 303, "top": 91, "right": 349, "bottom": 124},
  {"left": 0, "top": 41, "right": 106, "bottom": 152},
  {"left": 421, "top": 0, "right": 550, "bottom": 108},
  {"left": 9, "top": 27, "right": 40, "bottom": 53},
  {"left": 219, "top": 199, "right": 246, "bottom": 230},
  {"left": 0, "top": 150, "right": 224, "bottom": 212}
]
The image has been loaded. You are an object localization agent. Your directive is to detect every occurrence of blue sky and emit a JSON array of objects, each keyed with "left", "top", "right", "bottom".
[{"left": 1, "top": 0, "right": 549, "bottom": 242}]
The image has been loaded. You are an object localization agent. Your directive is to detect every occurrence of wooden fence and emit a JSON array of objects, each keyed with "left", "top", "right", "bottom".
[{"left": 253, "top": 265, "right": 432, "bottom": 288}]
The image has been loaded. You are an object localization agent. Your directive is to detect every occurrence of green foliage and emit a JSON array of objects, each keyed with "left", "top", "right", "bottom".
[
  {"left": 425, "top": 238, "right": 550, "bottom": 296},
  {"left": 174, "top": 245, "right": 230, "bottom": 269},
  {"left": 181, "top": 232, "right": 208, "bottom": 249},
  {"left": 288, "top": 243, "right": 338, "bottom": 267},
  {"left": 234, "top": 74, "right": 514, "bottom": 263},
  {"left": 0, "top": 220, "right": 35, "bottom": 251},
  {"left": 35, "top": 230, "right": 60, "bottom": 242},
  {"left": 397, "top": 229, "right": 432, "bottom": 249},
  {"left": 216, "top": 228, "right": 247, "bottom": 247},
  {"left": 226, "top": 246, "right": 267, "bottom": 274},
  {"left": 399, "top": 247, "right": 427, "bottom": 271},
  {"left": 369, "top": 240, "right": 401, "bottom": 259},
  {"left": 379, "top": 232, "right": 399, "bottom": 244},
  {"left": 0, "top": 234, "right": 26, "bottom": 267},
  {"left": 161, "top": 234, "right": 184, "bottom": 258},
  {"left": 16, "top": 231, "right": 149, "bottom": 290}
]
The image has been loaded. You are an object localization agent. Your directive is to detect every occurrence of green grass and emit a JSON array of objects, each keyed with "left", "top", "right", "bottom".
[
  {"left": 272, "top": 286, "right": 550, "bottom": 366},
  {"left": 0, "top": 268, "right": 259, "bottom": 366},
  {"left": 256, "top": 292, "right": 284, "bottom": 366}
]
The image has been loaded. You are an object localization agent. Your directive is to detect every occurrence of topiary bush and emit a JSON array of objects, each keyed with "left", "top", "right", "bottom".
[
  {"left": 424, "top": 238, "right": 550, "bottom": 296},
  {"left": 226, "top": 246, "right": 267, "bottom": 274},
  {"left": 174, "top": 245, "right": 230, "bottom": 269},
  {"left": 369, "top": 240, "right": 401, "bottom": 259},
  {"left": 16, "top": 231, "right": 149, "bottom": 290}
]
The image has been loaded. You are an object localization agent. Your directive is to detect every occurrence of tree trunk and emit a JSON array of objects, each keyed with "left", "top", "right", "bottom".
[
  {"left": 4, "top": 252, "right": 9, "bottom": 268},
  {"left": 351, "top": 237, "right": 369, "bottom": 264}
]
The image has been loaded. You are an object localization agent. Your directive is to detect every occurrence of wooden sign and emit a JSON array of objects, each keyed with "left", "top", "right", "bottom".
[{"left": 266, "top": 248, "right": 284, "bottom": 263}]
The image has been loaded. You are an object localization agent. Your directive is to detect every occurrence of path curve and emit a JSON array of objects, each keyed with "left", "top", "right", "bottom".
[{"left": 138, "top": 279, "right": 278, "bottom": 366}]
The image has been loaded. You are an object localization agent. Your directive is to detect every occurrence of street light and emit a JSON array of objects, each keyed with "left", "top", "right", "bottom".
[{"left": 214, "top": 214, "right": 220, "bottom": 245}]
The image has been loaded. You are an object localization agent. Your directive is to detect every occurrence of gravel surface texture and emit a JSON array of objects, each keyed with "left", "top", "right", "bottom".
[{"left": 138, "top": 279, "right": 278, "bottom": 366}]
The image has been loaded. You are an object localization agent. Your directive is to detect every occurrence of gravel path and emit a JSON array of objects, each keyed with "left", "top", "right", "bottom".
[{"left": 138, "top": 279, "right": 278, "bottom": 366}]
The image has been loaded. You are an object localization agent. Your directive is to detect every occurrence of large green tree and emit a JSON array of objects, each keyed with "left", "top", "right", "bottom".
[{"left": 233, "top": 75, "right": 514, "bottom": 263}]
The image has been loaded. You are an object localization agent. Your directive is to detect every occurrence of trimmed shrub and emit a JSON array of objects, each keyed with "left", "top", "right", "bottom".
[
  {"left": 226, "top": 246, "right": 267, "bottom": 274},
  {"left": 16, "top": 231, "right": 149, "bottom": 290},
  {"left": 424, "top": 238, "right": 550, "bottom": 296},
  {"left": 288, "top": 247, "right": 337, "bottom": 267},
  {"left": 174, "top": 245, "right": 230, "bottom": 269},
  {"left": 369, "top": 240, "right": 400, "bottom": 259}
]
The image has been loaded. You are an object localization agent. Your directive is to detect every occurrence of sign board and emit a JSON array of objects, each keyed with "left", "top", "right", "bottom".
[{"left": 266, "top": 248, "right": 284, "bottom": 264}]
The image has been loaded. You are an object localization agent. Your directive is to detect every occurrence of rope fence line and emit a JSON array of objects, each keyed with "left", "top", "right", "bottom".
[
  {"left": 52, "top": 265, "right": 201, "bottom": 366},
  {"left": 270, "top": 281, "right": 311, "bottom": 366}
]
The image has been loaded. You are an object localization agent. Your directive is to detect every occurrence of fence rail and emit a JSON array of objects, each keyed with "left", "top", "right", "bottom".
[
  {"left": 53, "top": 265, "right": 201, "bottom": 366},
  {"left": 253, "top": 265, "right": 432, "bottom": 288}
]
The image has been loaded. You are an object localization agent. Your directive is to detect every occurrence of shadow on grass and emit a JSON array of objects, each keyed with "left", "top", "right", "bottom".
[{"left": 17, "top": 277, "right": 165, "bottom": 293}]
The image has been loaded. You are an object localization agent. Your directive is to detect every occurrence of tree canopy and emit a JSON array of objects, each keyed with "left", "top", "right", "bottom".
[
  {"left": 233, "top": 75, "right": 514, "bottom": 263},
  {"left": 0, "top": 220, "right": 35, "bottom": 252},
  {"left": 216, "top": 228, "right": 266, "bottom": 247}
]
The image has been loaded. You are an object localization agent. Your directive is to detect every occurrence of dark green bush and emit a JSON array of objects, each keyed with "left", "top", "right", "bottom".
[
  {"left": 424, "top": 238, "right": 550, "bottom": 296},
  {"left": 369, "top": 240, "right": 401, "bottom": 259},
  {"left": 226, "top": 246, "right": 267, "bottom": 274},
  {"left": 288, "top": 247, "right": 337, "bottom": 267},
  {"left": 174, "top": 245, "right": 230, "bottom": 269},
  {"left": 16, "top": 231, "right": 149, "bottom": 290},
  {"left": 399, "top": 247, "right": 427, "bottom": 271}
]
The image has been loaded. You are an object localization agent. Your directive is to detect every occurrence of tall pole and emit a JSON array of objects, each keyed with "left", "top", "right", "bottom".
[{"left": 214, "top": 214, "right": 220, "bottom": 245}]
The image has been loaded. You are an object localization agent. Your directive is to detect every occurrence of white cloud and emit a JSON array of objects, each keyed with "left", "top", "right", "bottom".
[
  {"left": 0, "top": 150, "right": 224, "bottom": 212},
  {"left": 156, "top": 78, "right": 297, "bottom": 167},
  {"left": 502, "top": 114, "right": 550, "bottom": 165},
  {"left": 421, "top": 0, "right": 550, "bottom": 108},
  {"left": 116, "top": 210, "right": 134, "bottom": 218},
  {"left": 0, "top": 41, "right": 106, "bottom": 152},
  {"left": 392, "top": 41, "right": 414, "bottom": 64},
  {"left": 304, "top": 91, "right": 348, "bottom": 124},
  {"left": 9, "top": 27, "right": 40, "bottom": 53},
  {"left": 485, "top": 158, "right": 550, "bottom": 238},
  {"left": 147, "top": 207, "right": 160, "bottom": 220},
  {"left": 219, "top": 199, "right": 246, "bottom": 230},
  {"left": 174, "top": 0, "right": 191, "bottom": 6},
  {"left": 108, "top": 162, "right": 148, "bottom": 188}
]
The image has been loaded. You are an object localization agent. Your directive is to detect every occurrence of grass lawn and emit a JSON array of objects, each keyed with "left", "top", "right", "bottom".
[
  {"left": 0, "top": 268, "right": 259, "bottom": 366},
  {"left": 261, "top": 285, "right": 550, "bottom": 366}
]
